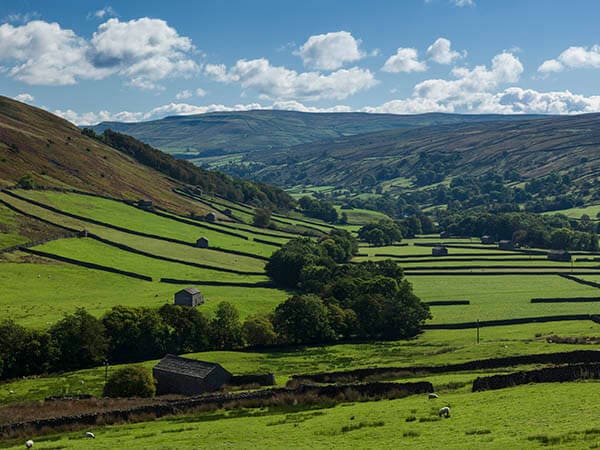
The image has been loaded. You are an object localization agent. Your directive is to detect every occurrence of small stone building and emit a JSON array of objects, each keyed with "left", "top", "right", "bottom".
[
  {"left": 498, "top": 240, "right": 513, "bottom": 250},
  {"left": 481, "top": 235, "right": 495, "bottom": 245},
  {"left": 196, "top": 237, "right": 209, "bottom": 248},
  {"left": 439, "top": 231, "right": 449, "bottom": 239},
  {"left": 205, "top": 212, "right": 217, "bottom": 222},
  {"left": 153, "top": 354, "right": 232, "bottom": 396},
  {"left": 138, "top": 199, "right": 153, "bottom": 209},
  {"left": 547, "top": 250, "right": 572, "bottom": 262},
  {"left": 432, "top": 246, "right": 449, "bottom": 256},
  {"left": 174, "top": 287, "right": 204, "bottom": 307}
]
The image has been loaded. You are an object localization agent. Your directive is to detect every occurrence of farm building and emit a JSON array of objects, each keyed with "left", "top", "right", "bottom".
[
  {"left": 481, "top": 235, "right": 495, "bottom": 245},
  {"left": 205, "top": 212, "right": 217, "bottom": 222},
  {"left": 174, "top": 287, "right": 204, "bottom": 307},
  {"left": 223, "top": 209, "right": 233, "bottom": 217},
  {"left": 137, "top": 199, "right": 153, "bottom": 209},
  {"left": 196, "top": 237, "right": 209, "bottom": 248},
  {"left": 498, "top": 240, "right": 514, "bottom": 250},
  {"left": 153, "top": 354, "right": 232, "bottom": 396},
  {"left": 432, "top": 246, "right": 449, "bottom": 256},
  {"left": 547, "top": 250, "right": 572, "bottom": 262},
  {"left": 439, "top": 231, "right": 449, "bottom": 239}
]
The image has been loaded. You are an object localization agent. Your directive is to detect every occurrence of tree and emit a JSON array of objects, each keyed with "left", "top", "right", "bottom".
[
  {"left": 253, "top": 208, "right": 272, "bottom": 228},
  {"left": 272, "top": 295, "right": 335, "bottom": 345},
  {"left": 242, "top": 316, "right": 277, "bottom": 347},
  {"left": 50, "top": 308, "right": 107, "bottom": 371},
  {"left": 210, "top": 302, "right": 244, "bottom": 349},
  {"left": 158, "top": 304, "right": 211, "bottom": 354},
  {"left": 266, "top": 238, "right": 331, "bottom": 288},
  {"left": 16, "top": 173, "right": 35, "bottom": 189},
  {"left": 103, "top": 366, "right": 155, "bottom": 398},
  {"left": 0, "top": 320, "right": 54, "bottom": 379},
  {"left": 358, "top": 219, "right": 403, "bottom": 246}
]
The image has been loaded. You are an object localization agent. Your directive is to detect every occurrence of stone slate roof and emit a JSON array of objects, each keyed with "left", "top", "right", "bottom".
[
  {"left": 179, "top": 287, "right": 201, "bottom": 295},
  {"left": 154, "top": 354, "right": 220, "bottom": 379}
]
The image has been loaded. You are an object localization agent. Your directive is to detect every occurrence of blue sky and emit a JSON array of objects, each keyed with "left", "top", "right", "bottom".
[{"left": 2, "top": 0, "right": 600, "bottom": 124}]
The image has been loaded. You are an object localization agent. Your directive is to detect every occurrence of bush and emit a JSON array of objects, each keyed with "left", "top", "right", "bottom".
[
  {"left": 16, "top": 173, "right": 36, "bottom": 189},
  {"left": 103, "top": 366, "right": 156, "bottom": 398},
  {"left": 242, "top": 315, "right": 278, "bottom": 347},
  {"left": 253, "top": 208, "right": 272, "bottom": 228}
]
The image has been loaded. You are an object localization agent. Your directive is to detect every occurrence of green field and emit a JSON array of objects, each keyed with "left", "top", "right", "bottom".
[{"left": 5, "top": 381, "right": 598, "bottom": 449}]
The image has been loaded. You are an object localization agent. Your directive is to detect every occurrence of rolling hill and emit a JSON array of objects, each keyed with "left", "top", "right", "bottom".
[
  {"left": 90, "top": 110, "right": 541, "bottom": 157},
  {"left": 0, "top": 96, "right": 292, "bottom": 214}
]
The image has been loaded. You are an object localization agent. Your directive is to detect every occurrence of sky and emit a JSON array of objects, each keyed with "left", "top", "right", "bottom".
[{"left": 2, "top": 0, "right": 600, "bottom": 125}]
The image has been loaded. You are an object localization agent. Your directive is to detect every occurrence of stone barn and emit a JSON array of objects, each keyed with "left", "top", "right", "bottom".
[
  {"left": 432, "top": 246, "right": 449, "bottom": 256},
  {"left": 205, "top": 212, "right": 217, "bottom": 222},
  {"left": 481, "top": 235, "right": 495, "bottom": 245},
  {"left": 174, "top": 287, "right": 204, "bottom": 307},
  {"left": 153, "top": 354, "right": 232, "bottom": 396},
  {"left": 498, "top": 240, "right": 514, "bottom": 250},
  {"left": 439, "top": 231, "right": 449, "bottom": 239},
  {"left": 196, "top": 237, "right": 209, "bottom": 248},
  {"left": 547, "top": 250, "right": 572, "bottom": 262},
  {"left": 138, "top": 199, "right": 153, "bottom": 209}
]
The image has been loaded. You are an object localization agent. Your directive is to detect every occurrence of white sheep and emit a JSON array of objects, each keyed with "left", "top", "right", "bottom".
[
  {"left": 25, "top": 440, "right": 34, "bottom": 448},
  {"left": 85, "top": 432, "right": 96, "bottom": 439},
  {"left": 428, "top": 393, "right": 439, "bottom": 399},
  {"left": 438, "top": 406, "right": 451, "bottom": 418}
]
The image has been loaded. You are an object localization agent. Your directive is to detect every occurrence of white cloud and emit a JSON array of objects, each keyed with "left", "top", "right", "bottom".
[
  {"left": 452, "top": 0, "right": 475, "bottom": 6},
  {"left": 0, "top": 18, "right": 198, "bottom": 88},
  {"left": 4, "top": 12, "right": 41, "bottom": 24},
  {"left": 13, "top": 93, "right": 34, "bottom": 103},
  {"left": 195, "top": 88, "right": 207, "bottom": 97},
  {"left": 538, "top": 45, "right": 600, "bottom": 73},
  {"left": 175, "top": 88, "right": 207, "bottom": 99},
  {"left": 296, "top": 31, "right": 364, "bottom": 70},
  {"left": 205, "top": 58, "right": 377, "bottom": 101},
  {"left": 382, "top": 48, "right": 427, "bottom": 73},
  {"left": 426, "top": 38, "right": 465, "bottom": 64},
  {"left": 90, "top": 6, "right": 118, "bottom": 20}
]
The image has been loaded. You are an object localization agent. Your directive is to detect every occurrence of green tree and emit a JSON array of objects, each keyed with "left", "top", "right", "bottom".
[
  {"left": 242, "top": 315, "right": 277, "bottom": 347},
  {"left": 0, "top": 320, "right": 54, "bottom": 379},
  {"left": 158, "top": 304, "right": 211, "bottom": 354},
  {"left": 210, "top": 302, "right": 244, "bottom": 349},
  {"left": 266, "top": 238, "right": 331, "bottom": 288},
  {"left": 16, "top": 173, "right": 35, "bottom": 189},
  {"left": 253, "top": 208, "right": 272, "bottom": 228},
  {"left": 272, "top": 295, "right": 335, "bottom": 345},
  {"left": 103, "top": 366, "right": 155, "bottom": 398},
  {"left": 50, "top": 308, "right": 107, "bottom": 371}
]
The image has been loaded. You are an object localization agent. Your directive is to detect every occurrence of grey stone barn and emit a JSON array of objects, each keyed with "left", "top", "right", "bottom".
[
  {"left": 547, "top": 250, "right": 572, "bottom": 262},
  {"left": 138, "top": 199, "right": 153, "bottom": 209},
  {"left": 432, "top": 246, "right": 449, "bottom": 256},
  {"left": 153, "top": 354, "right": 232, "bottom": 396},
  {"left": 196, "top": 237, "right": 209, "bottom": 248},
  {"left": 498, "top": 240, "right": 514, "bottom": 250},
  {"left": 174, "top": 287, "right": 204, "bottom": 307},
  {"left": 481, "top": 235, "right": 495, "bottom": 245}
]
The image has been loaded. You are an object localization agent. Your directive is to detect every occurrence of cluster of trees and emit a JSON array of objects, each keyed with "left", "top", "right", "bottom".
[
  {"left": 440, "top": 211, "right": 599, "bottom": 251},
  {"left": 265, "top": 235, "right": 430, "bottom": 343},
  {"left": 298, "top": 196, "right": 338, "bottom": 223},
  {"left": 357, "top": 216, "right": 435, "bottom": 246},
  {"left": 82, "top": 128, "right": 295, "bottom": 212}
]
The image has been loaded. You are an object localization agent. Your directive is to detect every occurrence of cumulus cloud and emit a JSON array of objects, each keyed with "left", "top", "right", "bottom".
[
  {"left": 538, "top": 45, "right": 600, "bottom": 73},
  {"left": 175, "top": 88, "right": 207, "bottom": 99},
  {"left": 3, "top": 11, "right": 41, "bottom": 24},
  {"left": 90, "top": 6, "right": 118, "bottom": 20},
  {"left": 296, "top": 31, "right": 364, "bottom": 70},
  {"left": 0, "top": 18, "right": 198, "bottom": 88},
  {"left": 452, "top": 0, "right": 475, "bottom": 6},
  {"left": 205, "top": 58, "right": 377, "bottom": 101},
  {"left": 426, "top": 38, "right": 465, "bottom": 64},
  {"left": 382, "top": 48, "right": 427, "bottom": 73},
  {"left": 13, "top": 93, "right": 34, "bottom": 103}
]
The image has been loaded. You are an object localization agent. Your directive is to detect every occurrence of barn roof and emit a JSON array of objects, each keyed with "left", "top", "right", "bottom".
[
  {"left": 178, "top": 287, "right": 201, "bottom": 295},
  {"left": 154, "top": 354, "right": 222, "bottom": 379}
]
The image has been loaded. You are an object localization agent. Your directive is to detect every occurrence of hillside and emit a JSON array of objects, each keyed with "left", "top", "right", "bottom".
[
  {"left": 239, "top": 113, "right": 600, "bottom": 190},
  {"left": 0, "top": 96, "right": 292, "bottom": 213},
  {"left": 90, "top": 110, "right": 540, "bottom": 157}
]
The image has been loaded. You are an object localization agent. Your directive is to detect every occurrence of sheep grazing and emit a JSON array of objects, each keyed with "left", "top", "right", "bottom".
[
  {"left": 85, "top": 432, "right": 96, "bottom": 439},
  {"left": 438, "top": 406, "right": 451, "bottom": 418},
  {"left": 25, "top": 440, "right": 34, "bottom": 448},
  {"left": 428, "top": 393, "right": 439, "bottom": 399}
]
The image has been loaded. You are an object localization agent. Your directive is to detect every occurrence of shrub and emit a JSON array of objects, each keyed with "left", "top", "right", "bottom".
[
  {"left": 242, "top": 315, "right": 277, "bottom": 347},
  {"left": 103, "top": 366, "right": 156, "bottom": 398},
  {"left": 16, "top": 173, "right": 36, "bottom": 189}
]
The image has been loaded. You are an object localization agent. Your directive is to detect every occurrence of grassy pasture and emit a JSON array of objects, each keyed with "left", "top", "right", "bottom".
[
  {"left": 34, "top": 238, "right": 270, "bottom": 283},
  {"left": 0, "top": 192, "right": 266, "bottom": 272},
  {"left": 410, "top": 275, "right": 600, "bottom": 323},
  {"left": 15, "top": 190, "right": 279, "bottom": 258},
  {"left": 1, "top": 320, "right": 597, "bottom": 405},
  {"left": 542, "top": 204, "right": 600, "bottom": 219},
  {"left": 6, "top": 381, "right": 600, "bottom": 449},
  {"left": 0, "top": 204, "right": 26, "bottom": 249},
  {"left": 0, "top": 260, "right": 287, "bottom": 329},
  {"left": 334, "top": 205, "right": 390, "bottom": 225}
]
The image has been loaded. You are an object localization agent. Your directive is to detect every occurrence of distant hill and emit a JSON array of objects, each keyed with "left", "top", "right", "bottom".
[
  {"left": 0, "top": 96, "right": 292, "bottom": 213},
  {"left": 90, "top": 110, "right": 541, "bottom": 157},
  {"left": 239, "top": 113, "right": 600, "bottom": 190}
]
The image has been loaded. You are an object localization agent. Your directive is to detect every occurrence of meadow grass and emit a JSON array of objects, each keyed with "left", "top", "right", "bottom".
[
  {"left": 0, "top": 204, "right": 26, "bottom": 249},
  {"left": 16, "top": 191, "right": 278, "bottom": 257},
  {"left": 4, "top": 381, "right": 600, "bottom": 448},
  {"left": 0, "top": 260, "right": 287, "bottom": 329},
  {"left": 34, "top": 238, "right": 269, "bottom": 282},
  {"left": 333, "top": 206, "right": 390, "bottom": 225}
]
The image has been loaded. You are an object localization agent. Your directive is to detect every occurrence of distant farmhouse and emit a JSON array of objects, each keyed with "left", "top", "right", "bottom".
[
  {"left": 153, "top": 354, "right": 232, "bottom": 396},
  {"left": 432, "top": 246, "right": 449, "bottom": 256},
  {"left": 174, "top": 287, "right": 204, "bottom": 307},
  {"left": 547, "top": 250, "right": 572, "bottom": 262},
  {"left": 481, "top": 235, "right": 495, "bottom": 245},
  {"left": 137, "top": 199, "right": 153, "bottom": 209},
  {"left": 498, "top": 240, "right": 514, "bottom": 250},
  {"left": 196, "top": 237, "right": 209, "bottom": 248}
]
